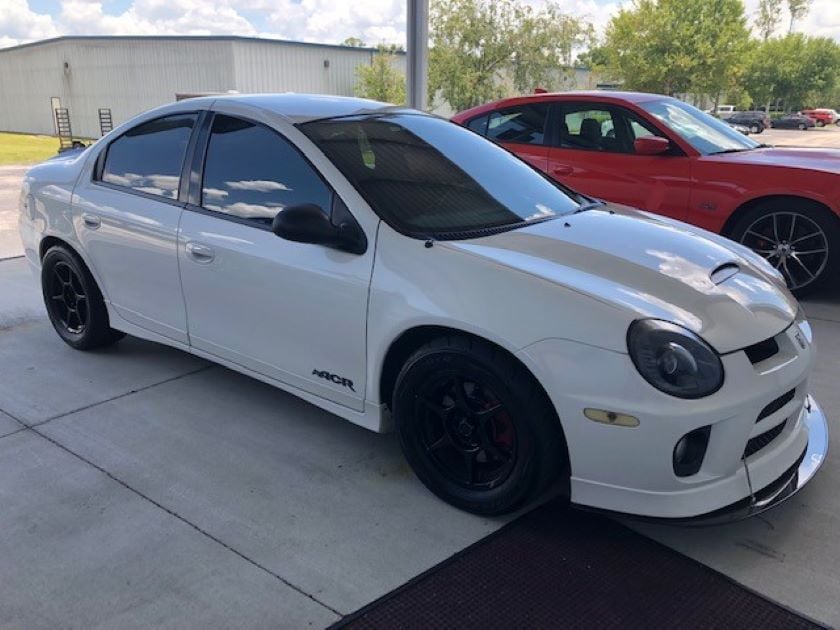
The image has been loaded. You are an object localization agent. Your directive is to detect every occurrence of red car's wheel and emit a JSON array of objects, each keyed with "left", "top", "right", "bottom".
[{"left": 730, "top": 200, "right": 839, "bottom": 296}]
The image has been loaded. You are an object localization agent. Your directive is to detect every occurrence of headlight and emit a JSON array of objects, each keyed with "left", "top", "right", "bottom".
[{"left": 627, "top": 320, "right": 724, "bottom": 399}]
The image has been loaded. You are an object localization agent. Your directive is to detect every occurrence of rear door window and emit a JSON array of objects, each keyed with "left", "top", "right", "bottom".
[
  {"left": 101, "top": 114, "right": 196, "bottom": 199},
  {"left": 486, "top": 104, "right": 549, "bottom": 145}
]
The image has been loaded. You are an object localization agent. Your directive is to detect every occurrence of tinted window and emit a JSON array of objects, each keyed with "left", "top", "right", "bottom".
[
  {"left": 466, "top": 114, "right": 489, "bottom": 135},
  {"left": 201, "top": 115, "right": 332, "bottom": 225},
  {"left": 560, "top": 106, "right": 623, "bottom": 152},
  {"left": 101, "top": 114, "right": 196, "bottom": 199},
  {"left": 301, "top": 114, "right": 580, "bottom": 238},
  {"left": 486, "top": 104, "right": 548, "bottom": 145}
]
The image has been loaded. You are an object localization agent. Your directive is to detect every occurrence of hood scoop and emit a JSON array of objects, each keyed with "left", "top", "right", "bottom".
[{"left": 710, "top": 262, "right": 740, "bottom": 285}]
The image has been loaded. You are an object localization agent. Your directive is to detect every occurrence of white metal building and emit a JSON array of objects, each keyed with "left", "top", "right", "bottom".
[{"left": 0, "top": 36, "right": 406, "bottom": 139}]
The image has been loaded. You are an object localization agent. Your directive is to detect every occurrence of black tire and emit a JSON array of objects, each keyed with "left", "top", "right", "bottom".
[
  {"left": 816, "top": 120, "right": 825, "bottom": 128},
  {"left": 750, "top": 124, "right": 760, "bottom": 134},
  {"left": 729, "top": 199, "right": 840, "bottom": 297},
  {"left": 41, "top": 245, "right": 125, "bottom": 350},
  {"left": 392, "top": 335, "right": 565, "bottom": 515},
  {"left": 798, "top": 123, "right": 807, "bottom": 130}
]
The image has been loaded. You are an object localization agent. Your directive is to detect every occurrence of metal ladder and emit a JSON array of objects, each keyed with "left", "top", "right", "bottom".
[
  {"left": 54, "top": 108, "right": 73, "bottom": 150},
  {"left": 98, "top": 108, "right": 113, "bottom": 136}
]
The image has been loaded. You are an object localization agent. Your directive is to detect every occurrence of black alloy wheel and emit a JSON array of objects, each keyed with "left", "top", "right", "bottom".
[
  {"left": 393, "top": 336, "right": 565, "bottom": 515},
  {"left": 41, "top": 245, "right": 125, "bottom": 350},
  {"left": 414, "top": 374, "right": 517, "bottom": 491},
  {"left": 731, "top": 200, "right": 840, "bottom": 296},
  {"left": 47, "top": 261, "right": 88, "bottom": 334}
]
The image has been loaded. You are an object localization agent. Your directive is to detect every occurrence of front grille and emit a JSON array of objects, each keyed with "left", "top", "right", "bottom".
[
  {"left": 744, "top": 421, "right": 786, "bottom": 458},
  {"left": 744, "top": 336, "right": 780, "bottom": 364},
  {"left": 757, "top": 389, "right": 796, "bottom": 422}
]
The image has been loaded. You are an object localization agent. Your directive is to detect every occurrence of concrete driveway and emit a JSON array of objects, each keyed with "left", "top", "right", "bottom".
[{"left": 1, "top": 160, "right": 839, "bottom": 627}]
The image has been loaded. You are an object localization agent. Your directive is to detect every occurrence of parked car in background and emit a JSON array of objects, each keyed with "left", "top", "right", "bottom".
[
  {"left": 771, "top": 113, "right": 816, "bottom": 130},
  {"left": 725, "top": 120, "right": 751, "bottom": 135},
  {"left": 454, "top": 91, "right": 840, "bottom": 295},
  {"left": 709, "top": 104, "right": 736, "bottom": 119},
  {"left": 801, "top": 108, "right": 840, "bottom": 127},
  {"left": 727, "top": 111, "right": 770, "bottom": 134},
  {"left": 19, "top": 94, "right": 828, "bottom": 521}
]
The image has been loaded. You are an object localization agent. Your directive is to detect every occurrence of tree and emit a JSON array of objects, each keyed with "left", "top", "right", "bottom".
[
  {"left": 602, "top": 0, "right": 750, "bottom": 98},
  {"left": 755, "top": 0, "right": 783, "bottom": 40},
  {"left": 342, "top": 37, "right": 366, "bottom": 48},
  {"left": 787, "top": 0, "right": 812, "bottom": 33},
  {"left": 354, "top": 46, "right": 406, "bottom": 105},
  {"left": 428, "top": 0, "right": 591, "bottom": 111},
  {"left": 745, "top": 34, "right": 840, "bottom": 111}
]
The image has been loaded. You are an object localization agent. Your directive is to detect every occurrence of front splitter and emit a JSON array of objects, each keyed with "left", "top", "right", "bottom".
[{"left": 583, "top": 395, "right": 829, "bottom": 527}]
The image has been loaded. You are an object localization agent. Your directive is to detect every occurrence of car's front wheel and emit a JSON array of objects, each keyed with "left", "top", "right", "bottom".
[
  {"left": 393, "top": 336, "right": 565, "bottom": 515},
  {"left": 798, "top": 123, "right": 807, "bottom": 130},
  {"left": 730, "top": 199, "right": 839, "bottom": 296},
  {"left": 42, "top": 245, "right": 125, "bottom": 350},
  {"left": 750, "top": 124, "right": 761, "bottom": 134}
]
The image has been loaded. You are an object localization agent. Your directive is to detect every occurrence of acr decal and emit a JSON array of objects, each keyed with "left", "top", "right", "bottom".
[{"left": 312, "top": 369, "right": 356, "bottom": 392}]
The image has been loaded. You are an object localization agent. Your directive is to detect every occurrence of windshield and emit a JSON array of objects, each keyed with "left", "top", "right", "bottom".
[
  {"left": 640, "top": 99, "right": 760, "bottom": 155},
  {"left": 300, "top": 114, "right": 581, "bottom": 238}
]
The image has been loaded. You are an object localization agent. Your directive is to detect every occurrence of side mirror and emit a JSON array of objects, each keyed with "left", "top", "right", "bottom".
[
  {"left": 271, "top": 203, "right": 366, "bottom": 255},
  {"left": 634, "top": 136, "right": 671, "bottom": 156}
]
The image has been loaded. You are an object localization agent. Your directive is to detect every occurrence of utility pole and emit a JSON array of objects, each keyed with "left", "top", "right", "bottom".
[{"left": 406, "top": 0, "right": 429, "bottom": 110}]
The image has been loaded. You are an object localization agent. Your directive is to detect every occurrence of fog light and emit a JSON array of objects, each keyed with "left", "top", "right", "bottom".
[{"left": 673, "top": 426, "right": 711, "bottom": 477}]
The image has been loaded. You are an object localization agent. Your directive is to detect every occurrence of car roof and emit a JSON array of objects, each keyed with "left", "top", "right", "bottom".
[
  {"left": 171, "top": 93, "right": 418, "bottom": 123},
  {"left": 452, "top": 90, "right": 670, "bottom": 120}
]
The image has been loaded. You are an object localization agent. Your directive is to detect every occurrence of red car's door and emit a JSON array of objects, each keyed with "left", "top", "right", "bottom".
[{"left": 546, "top": 102, "right": 692, "bottom": 221}]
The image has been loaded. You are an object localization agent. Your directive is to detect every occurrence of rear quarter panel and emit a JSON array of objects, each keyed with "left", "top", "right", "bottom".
[{"left": 19, "top": 151, "right": 92, "bottom": 270}]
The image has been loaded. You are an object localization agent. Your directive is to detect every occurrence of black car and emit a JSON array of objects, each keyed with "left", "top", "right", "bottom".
[
  {"left": 771, "top": 114, "right": 816, "bottom": 130},
  {"left": 727, "top": 111, "right": 771, "bottom": 134}
]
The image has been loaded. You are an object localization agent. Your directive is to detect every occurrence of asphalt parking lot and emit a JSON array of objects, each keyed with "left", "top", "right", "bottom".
[{"left": 1, "top": 133, "right": 839, "bottom": 626}]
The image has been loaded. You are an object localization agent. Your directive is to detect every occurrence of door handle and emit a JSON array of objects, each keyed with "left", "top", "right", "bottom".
[
  {"left": 185, "top": 241, "right": 215, "bottom": 263},
  {"left": 552, "top": 165, "right": 574, "bottom": 176},
  {"left": 81, "top": 213, "right": 101, "bottom": 229}
]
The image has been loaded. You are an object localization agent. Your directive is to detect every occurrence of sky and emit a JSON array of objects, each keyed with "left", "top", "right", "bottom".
[{"left": 1, "top": 0, "right": 839, "bottom": 50}]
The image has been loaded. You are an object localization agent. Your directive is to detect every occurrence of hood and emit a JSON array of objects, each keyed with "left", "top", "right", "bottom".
[
  {"left": 444, "top": 205, "right": 796, "bottom": 354},
  {"left": 705, "top": 146, "right": 840, "bottom": 175}
]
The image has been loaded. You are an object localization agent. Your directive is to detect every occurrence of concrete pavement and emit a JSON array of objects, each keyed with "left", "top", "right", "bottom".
[{"left": 0, "top": 257, "right": 503, "bottom": 627}]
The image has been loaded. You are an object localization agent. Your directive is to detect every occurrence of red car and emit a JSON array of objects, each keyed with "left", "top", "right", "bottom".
[
  {"left": 453, "top": 91, "right": 840, "bottom": 295},
  {"left": 801, "top": 108, "right": 840, "bottom": 127}
]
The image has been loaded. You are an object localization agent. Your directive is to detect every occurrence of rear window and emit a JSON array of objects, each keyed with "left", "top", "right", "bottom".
[{"left": 301, "top": 114, "right": 579, "bottom": 238}]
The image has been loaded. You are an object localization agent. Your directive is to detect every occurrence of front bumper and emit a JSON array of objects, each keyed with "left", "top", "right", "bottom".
[
  {"left": 620, "top": 395, "right": 828, "bottom": 526},
  {"left": 518, "top": 321, "right": 822, "bottom": 520}
]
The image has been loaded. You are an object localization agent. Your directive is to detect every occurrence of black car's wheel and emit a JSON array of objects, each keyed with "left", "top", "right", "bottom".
[
  {"left": 730, "top": 199, "right": 840, "bottom": 296},
  {"left": 42, "top": 245, "right": 125, "bottom": 350},
  {"left": 798, "top": 123, "right": 807, "bottom": 130},
  {"left": 750, "top": 124, "right": 760, "bottom": 134},
  {"left": 393, "top": 335, "right": 565, "bottom": 515}
]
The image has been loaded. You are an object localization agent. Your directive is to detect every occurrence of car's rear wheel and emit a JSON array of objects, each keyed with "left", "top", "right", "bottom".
[
  {"left": 816, "top": 120, "right": 825, "bottom": 127},
  {"left": 393, "top": 336, "right": 565, "bottom": 515},
  {"left": 798, "top": 123, "right": 807, "bottom": 130},
  {"left": 730, "top": 200, "right": 839, "bottom": 296},
  {"left": 42, "top": 245, "right": 125, "bottom": 350}
]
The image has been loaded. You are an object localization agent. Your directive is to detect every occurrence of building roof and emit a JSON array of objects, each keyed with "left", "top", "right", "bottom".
[{"left": 0, "top": 35, "right": 405, "bottom": 56}]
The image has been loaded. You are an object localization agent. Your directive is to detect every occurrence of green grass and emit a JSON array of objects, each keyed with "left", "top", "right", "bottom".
[{"left": 0, "top": 132, "right": 60, "bottom": 165}]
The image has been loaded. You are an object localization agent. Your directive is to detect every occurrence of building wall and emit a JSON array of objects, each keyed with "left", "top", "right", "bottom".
[{"left": 0, "top": 37, "right": 405, "bottom": 139}]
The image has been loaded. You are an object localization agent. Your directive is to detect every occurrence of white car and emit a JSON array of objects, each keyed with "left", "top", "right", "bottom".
[{"left": 19, "top": 94, "right": 828, "bottom": 520}]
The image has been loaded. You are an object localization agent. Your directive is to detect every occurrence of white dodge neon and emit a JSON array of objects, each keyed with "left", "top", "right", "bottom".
[{"left": 19, "top": 94, "right": 828, "bottom": 521}]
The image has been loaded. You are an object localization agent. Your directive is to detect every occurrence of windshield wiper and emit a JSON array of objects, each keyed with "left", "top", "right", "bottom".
[{"left": 574, "top": 199, "right": 606, "bottom": 213}]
